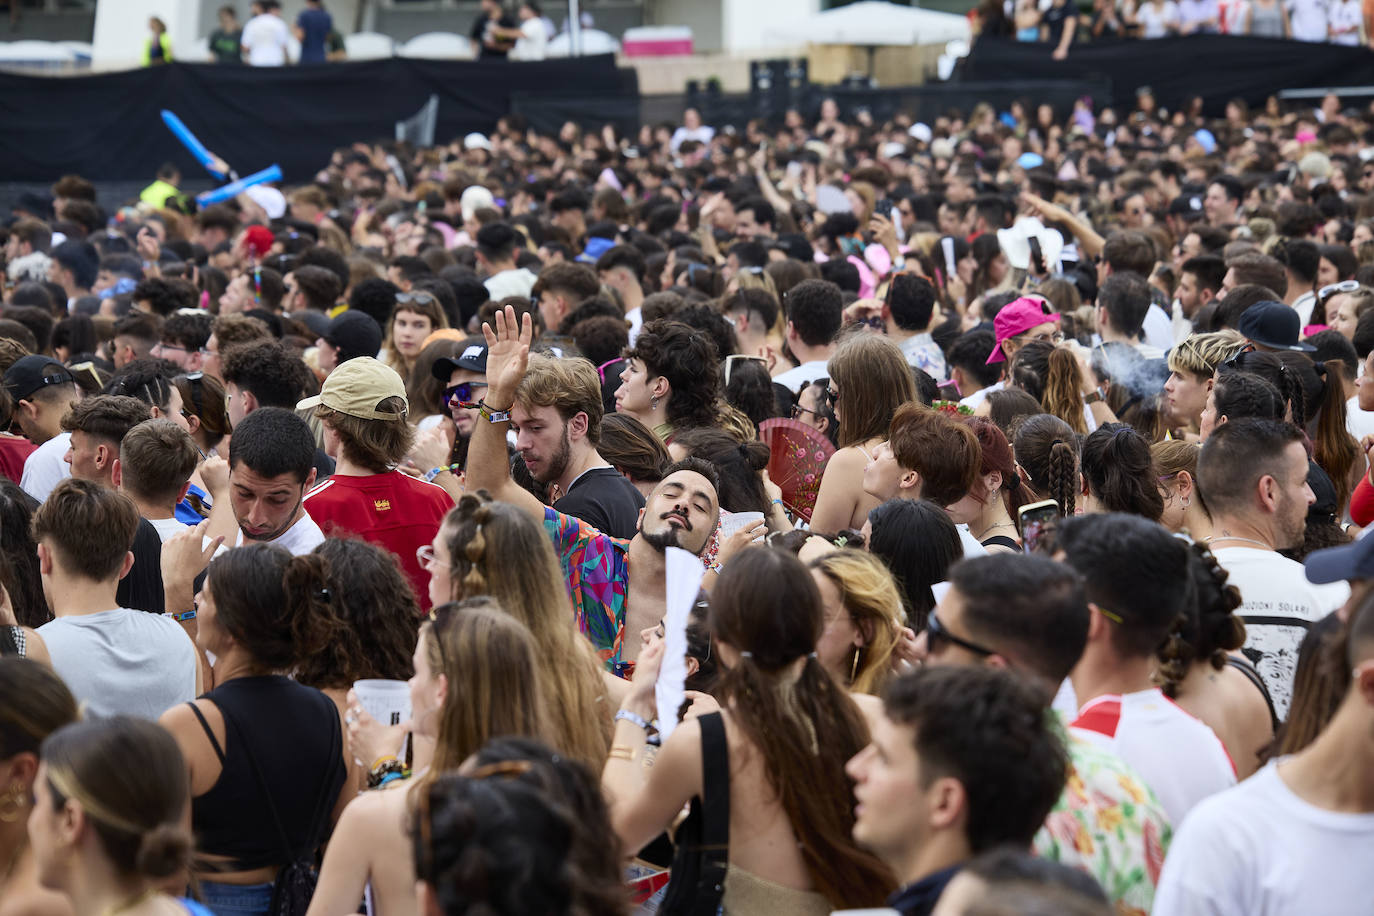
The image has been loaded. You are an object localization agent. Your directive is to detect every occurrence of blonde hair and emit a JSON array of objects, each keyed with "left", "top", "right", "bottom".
[
  {"left": 808, "top": 550, "right": 904, "bottom": 695},
  {"left": 441, "top": 496, "right": 611, "bottom": 767},
  {"left": 422, "top": 597, "right": 549, "bottom": 775},
  {"left": 735, "top": 268, "right": 779, "bottom": 302},
  {"left": 1168, "top": 330, "right": 1247, "bottom": 379}
]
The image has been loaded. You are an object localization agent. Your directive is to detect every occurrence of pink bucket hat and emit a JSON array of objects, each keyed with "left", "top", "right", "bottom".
[{"left": 986, "top": 297, "right": 1061, "bottom": 364}]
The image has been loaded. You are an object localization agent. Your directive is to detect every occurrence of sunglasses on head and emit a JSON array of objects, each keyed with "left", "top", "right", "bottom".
[
  {"left": 396, "top": 291, "right": 436, "bottom": 306},
  {"left": 443, "top": 381, "right": 488, "bottom": 409},
  {"left": 1319, "top": 279, "right": 1361, "bottom": 302}
]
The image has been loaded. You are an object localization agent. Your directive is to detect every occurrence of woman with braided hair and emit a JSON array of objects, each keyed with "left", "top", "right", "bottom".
[
  {"left": 420, "top": 494, "right": 612, "bottom": 768},
  {"left": 309, "top": 598, "right": 550, "bottom": 916},
  {"left": 1153, "top": 543, "right": 1274, "bottom": 779},
  {"left": 1011, "top": 413, "right": 1081, "bottom": 519}
]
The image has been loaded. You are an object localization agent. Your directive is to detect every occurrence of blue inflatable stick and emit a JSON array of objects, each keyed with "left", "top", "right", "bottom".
[
  {"left": 195, "top": 165, "right": 284, "bottom": 208},
  {"left": 161, "top": 110, "right": 229, "bottom": 180}
]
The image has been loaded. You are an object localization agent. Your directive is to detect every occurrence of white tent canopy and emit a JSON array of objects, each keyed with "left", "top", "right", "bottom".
[{"left": 764, "top": 1, "right": 972, "bottom": 47}]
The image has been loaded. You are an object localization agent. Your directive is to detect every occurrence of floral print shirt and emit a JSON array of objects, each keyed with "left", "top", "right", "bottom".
[{"left": 1034, "top": 718, "right": 1172, "bottom": 916}]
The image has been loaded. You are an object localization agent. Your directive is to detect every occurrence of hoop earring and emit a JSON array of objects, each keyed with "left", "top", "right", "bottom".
[
  {"left": 0, "top": 782, "right": 26, "bottom": 822},
  {"left": 1181, "top": 495, "right": 1191, "bottom": 509}
]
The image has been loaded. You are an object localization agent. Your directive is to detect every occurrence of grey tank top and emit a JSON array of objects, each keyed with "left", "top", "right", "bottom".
[{"left": 1249, "top": 1, "right": 1285, "bottom": 36}]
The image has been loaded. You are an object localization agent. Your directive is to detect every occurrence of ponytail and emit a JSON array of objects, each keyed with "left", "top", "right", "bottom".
[
  {"left": 1048, "top": 439, "right": 1077, "bottom": 517},
  {"left": 1311, "top": 360, "right": 1358, "bottom": 511},
  {"left": 1082, "top": 424, "right": 1164, "bottom": 521},
  {"left": 1043, "top": 346, "right": 1088, "bottom": 435}
]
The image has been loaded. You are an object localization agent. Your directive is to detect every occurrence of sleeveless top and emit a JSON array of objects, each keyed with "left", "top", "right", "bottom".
[
  {"left": 187, "top": 675, "right": 346, "bottom": 871},
  {"left": 1248, "top": 0, "right": 1285, "bottom": 36}
]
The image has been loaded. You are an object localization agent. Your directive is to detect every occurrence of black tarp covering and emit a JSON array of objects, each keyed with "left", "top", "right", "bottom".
[
  {"left": 0, "top": 55, "right": 636, "bottom": 182},
  {"left": 961, "top": 35, "right": 1374, "bottom": 117}
]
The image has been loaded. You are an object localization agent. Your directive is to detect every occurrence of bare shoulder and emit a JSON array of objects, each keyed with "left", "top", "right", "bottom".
[{"left": 848, "top": 692, "right": 883, "bottom": 732}]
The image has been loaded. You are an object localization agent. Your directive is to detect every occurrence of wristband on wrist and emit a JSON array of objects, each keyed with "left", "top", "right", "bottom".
[
  {"left": 478, "top": 400, "right": 511, "bottom": 423},
  {"left": 424, "top": 463, "right": 461, "bottom": 482},
  {"left": 1082, "top": 389, "right": 1103, "bottom": 405}
]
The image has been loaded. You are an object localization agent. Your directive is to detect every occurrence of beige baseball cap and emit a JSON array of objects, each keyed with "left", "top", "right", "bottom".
[{"left": 297, "top": 357, "right": 408, "bottom": 420}]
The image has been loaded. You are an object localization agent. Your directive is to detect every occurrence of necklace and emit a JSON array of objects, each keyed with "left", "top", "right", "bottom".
[
  {"left": 104, "top": 887, "right": 158, "bottom": 916},
  {"left": 1205, "top": 535, "right": 1274, "bottom": 551}
]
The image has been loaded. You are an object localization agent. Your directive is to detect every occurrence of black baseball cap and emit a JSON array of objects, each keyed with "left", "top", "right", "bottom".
[
  {"left": 323, "top": 311, "right": 383, "bottom": 363},
  {"left": 3, "top": 355, "right": 75, "bottom": 402},
  {"left": 431, "top": 341, "right": 488, "bottom": 380},
  {"left": 1237, "top": 301, "right": 1316, "bottom": 352}
]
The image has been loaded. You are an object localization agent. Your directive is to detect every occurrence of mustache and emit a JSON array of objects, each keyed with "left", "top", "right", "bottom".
[{"left": 660, "top": 510, "right": 693, "bottom": 531}]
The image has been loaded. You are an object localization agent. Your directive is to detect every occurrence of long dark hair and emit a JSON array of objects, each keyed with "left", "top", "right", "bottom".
[
  {"left": 1012, "top": 413, "right": 1080, "bottom": 517},
  {"left": 1155, "top": 543, "right": 1246, "bottom": 698},
  {"left": 708, "top": 547, "right": 897, "bottom": 907},
  {"left": 866, "top": 498, "right": 963, "bottom": 630},
  {"left": 0, "top": 481, "right": 46, "bottom": 627}
]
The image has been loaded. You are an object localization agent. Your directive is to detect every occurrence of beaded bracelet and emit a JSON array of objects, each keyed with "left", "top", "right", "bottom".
[{"left": 423, "top": 463, "right": 462, "bottom": 482}]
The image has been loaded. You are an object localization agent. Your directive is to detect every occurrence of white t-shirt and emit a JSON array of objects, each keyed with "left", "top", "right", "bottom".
[
  {"left": 1136, "top": 0, "right": 1181, "bottom": 37},
  {"left": 669, "top": 125, "right": 715, "bottom": 153},
  {"left": 1072, "top": 687, "right": 1236, "bottom": 825},
  {"left": 1288, "top": 0, "right": 1330, "bottom": 40},
  {"left": 1327, "top": 0, "right": 1362, "bottom": 42},
  {"left": 1294, "top": 290, "right": 1317, "bottom": 328},
  {"left": 147, "top": 516, "right": 190, "bottom": 543},
  {"left": 21, "top": 432, "right": 71, "bottom": 503},
  {"left": 483, "top": 267, "right": 538, "bottom": 302},
  {"left": 1211, "top": 547, "right": 1350, "bottom": 720},
  {"left": 959, "top": 379, "right": 1005, "bottom": 410},
  {"left": 242, "top": 13, "right": 291, "bottom": 65},
  {"left": 1346, "top": 394, "right": 1374, "bottom": 443},
  {"left": 235, "top": 511, "right": 326, "bottom": 557},
  {"left": 772, "top": 359, "right": 831, "bottom": 395},
  {"left": 513, "top": 17, "right": 548, "bottom": 59},
  {"left": 39, "top": 608, "right": 197, "bottom": 719},
  {"left": 1153, "top": 761, "right": 1374, "bottom": 916}
]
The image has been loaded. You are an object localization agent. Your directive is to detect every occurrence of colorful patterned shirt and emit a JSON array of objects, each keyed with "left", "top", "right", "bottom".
[
  {"left": 1034, "top": 718, "right": 1172, "bottom": 916},
  {"left": 544, "top": 506, "right": 630, "bottom": 668}
]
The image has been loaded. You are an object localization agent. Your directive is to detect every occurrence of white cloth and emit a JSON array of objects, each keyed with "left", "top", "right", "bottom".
[
  {"left": 21, "top": 432, "right": 71, "bottom": 503},
  {"left": 1211, "top": 547, "right": 1350, "bottom": 720},
  {"left": 1346, "top": 394, "right": 1374, "bottom": 442},
  {"left": 1153, "top": 761, "right": 1374, "bottom": 916},
  {"left": 958, "top": 379, "right": 1004, "bottom": 410},
  {"left": 898, "top": 333, "right": 948, "bottom": 382},
  {"left": 1288, "top": 0, "right": 1330, "bottom": 40},
  {"left": 1327, "top": 0, "right": 1362, "bottom": 42},
  {"left": 1171, "top": 300, "right": 1194, "bottom": 344},
  {"left": 1136, "top": 0, "right": 1181, "bottom": 36},
  {"left": 512, "top": 17, "right": 548, "bottom": 59},
  {"left": 234, "top": 511, "right": 326, "bottom": 556},
  {"left": 1141, "top": 303, "right": 1175, "bottom": 354},
  {"left": 1073, "top": 687, "right": 1236, "bottom": 825},
  {"left": 626, "top": 306, "right": 644, "bottom": 346},
  {"left": 772, "top": 359, "right": 831, "bottom": 394},
  {"left": 483, "top": 267, "right": 538, "bottom": 302},
  {"left": 669, "top": 125, "right": 715, "bottom": 153},
  {"left": 242, "top": 13, "right": 291, "bottom": 65},
  {"left": 1294, "top": 290, "right": 1317, "bottom": 328},
  {"left": 147, "top": 516, "right": 190, "bottom": 543},
  {"left": 956, "top": 526, "right": 990, "bottom": 558},
  {"left": 38, "top": 608, "right": 196, "bottom": 719}
]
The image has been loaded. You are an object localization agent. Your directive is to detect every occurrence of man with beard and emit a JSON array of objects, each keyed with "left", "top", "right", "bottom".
[
  {"left": 509, "top": 351, "right": 643, "bottom": 538},
  {"left": 1199, "top": 418, "right": 1350, "bottom": 719},
  {"left": 219, "top": 407, "right": 324, "bottom": 555},
  {"left": 467, "top": 305, "right": 730, "bottom": 670}
]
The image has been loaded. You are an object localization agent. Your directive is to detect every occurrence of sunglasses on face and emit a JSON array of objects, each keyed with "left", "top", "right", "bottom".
[
  {"left": 443, "top": 381, "right": 488, "bottom": 409},
  {"left": 925, "top": 609, "right": 996, "bottom": 658}
]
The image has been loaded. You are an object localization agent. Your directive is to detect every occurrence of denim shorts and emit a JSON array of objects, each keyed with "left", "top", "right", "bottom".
[{"left": 197, "top": 880, "right": 274, "bottom": 916}]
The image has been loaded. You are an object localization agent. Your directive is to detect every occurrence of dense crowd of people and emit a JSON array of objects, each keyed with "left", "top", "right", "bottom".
[{"left": 3, "top": 86, "right": 1374, "bottom": 916}]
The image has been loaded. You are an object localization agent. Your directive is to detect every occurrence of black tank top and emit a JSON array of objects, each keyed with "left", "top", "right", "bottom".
[{"left": 188, "top": 675, "right": 345, "bottom": 871}]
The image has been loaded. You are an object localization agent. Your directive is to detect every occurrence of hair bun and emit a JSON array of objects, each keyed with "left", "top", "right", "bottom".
[{"left": 135, "top": 822, "right": 192, "bottom": 879}]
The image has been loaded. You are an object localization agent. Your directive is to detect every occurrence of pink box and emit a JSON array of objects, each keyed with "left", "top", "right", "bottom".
[{"left": 623, "top": 37, "right": 694, "bottom": 56}]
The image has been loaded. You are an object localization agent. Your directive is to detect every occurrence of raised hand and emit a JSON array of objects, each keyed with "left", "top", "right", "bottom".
[{"left": 481, "top": 304, "right": 533, "bottom": 403}]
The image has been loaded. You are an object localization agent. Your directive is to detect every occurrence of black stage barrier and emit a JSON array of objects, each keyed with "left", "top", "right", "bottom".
[
  {"left": 0, "top": 55, "right": 636, "bottom": 183},
  {"left": 960, "top": 35, "right": 1374, "bottom": 117}
]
